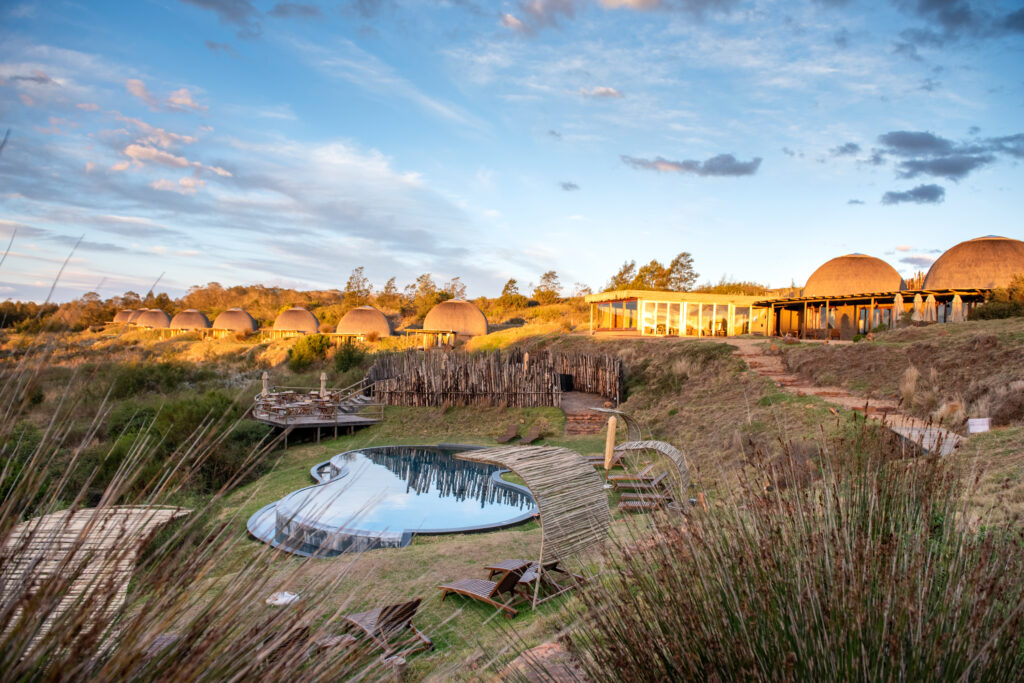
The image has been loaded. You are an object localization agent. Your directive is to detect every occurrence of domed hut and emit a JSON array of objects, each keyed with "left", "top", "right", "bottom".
[
  {"left": 923, "top": 236, "right": 1024, "bottom": 290},
  {"left": 170, "top": 309, "right": 211, "bottom": 331},
  {"left": 803, "top": 254, "right": 906, "bottom": 297},
  {"left": 127, "top": 309, "right": 145, "bottom": 324},
  {"left": 135, "top": 309, "right": 171, "bottom": 329},
  {"left": 337, "top": 306, "right": 392, "bottom": 339},
  {"left": 273, "top": 307, "right": 319, "bottom": 338},
  {"left": 112, "top": 309, "right": 134, "bottom": 324},
  {"left": 212, "top": 308, "right": 258, "bottom": 336},
  {"left": 423, "top": 300, "right": 488, "bottom": 340}
]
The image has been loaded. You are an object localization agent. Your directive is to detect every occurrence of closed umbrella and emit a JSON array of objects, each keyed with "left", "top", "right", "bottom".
[
  {"left": 912, "top": 293, "right": 923, "bottom": 322},
  {"left": 893, "top": 293, "right": 904, "bottom": 327},
  {"left": 924, "top": 294, "right": 937, "bottom": 322},
  {"left": 951, "top": 294, "right": 965, "bottom": 322}
]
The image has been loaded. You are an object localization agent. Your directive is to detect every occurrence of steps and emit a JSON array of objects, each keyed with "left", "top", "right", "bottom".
[{"left": 565, "top": 411, "right": 607, "bottom": 435}]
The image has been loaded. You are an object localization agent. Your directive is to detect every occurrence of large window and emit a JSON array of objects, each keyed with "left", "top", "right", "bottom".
[
  {"left": 734, "top": 307, "right": 750, "bottom": 335},
  {"left": 686, "top": 302, "right": 699, "bottom": 336},
  {"left": 596, "top": 300, "right": 638, "bottom": 330},
  {"left": 701, "top": 304, "right": 714, "bottom": 336}
]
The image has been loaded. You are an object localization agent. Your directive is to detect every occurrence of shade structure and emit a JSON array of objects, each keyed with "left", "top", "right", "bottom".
[
  {"left": 803, "top": 254, "right": 906, "bottom": 297},
  {"left": 951, "top": 294, "right": 965, "bottom": 322},
  {"left": 212, "top": 308, "right": 258, "bottom": 333},
  {"left": 454, "top": 445, "right": 610, "bottom": 567},
  {"left": 336, "top": 306, "right": 392, "bottom": 337},
  {"left": 924, "top": 294, "right": 937, "bottom": 322},
  {"left": 911, "top": 294, "right": 923, "bottom": 322},
  {"left": 923, "top": 236, "right": 1024, "bottom": 290},
  {"left": 422, "top": 299, "right": 488, "bottom": 337},
  {"left": 112, "top": 309, "right": 134, "bottom": 324},
  {"left": 135, "top": 309, "right": 170, "bottom": 329},
  {"left": 893, "top": 292, "right": 904, "bottom": 322},
  {"left": 273, "top": 307, "right": 319, "bottom": 334},
  {"left": 169, "top": 309, "right": 211, "bottom": 330}
]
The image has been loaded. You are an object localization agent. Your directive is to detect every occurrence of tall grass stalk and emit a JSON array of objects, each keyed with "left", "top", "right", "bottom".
[{"left": 560, "top": 428, "right": 1024, "bottom": 681}]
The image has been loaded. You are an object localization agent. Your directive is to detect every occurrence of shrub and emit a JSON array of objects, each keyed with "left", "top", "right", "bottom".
[
  {"left": 334, "top": 338, "right": 367, "bottom": 373},
  {"left": 288, "top": 334, "right": 331, "bottom": 372},
  {"left": 969, "top": 300, "right": 1024, "bottom": 320}
]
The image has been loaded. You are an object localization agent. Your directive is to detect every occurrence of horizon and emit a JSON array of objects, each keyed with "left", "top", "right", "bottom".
[{"left": 1, "top": 0, "right": 1022, "bottom": 304}]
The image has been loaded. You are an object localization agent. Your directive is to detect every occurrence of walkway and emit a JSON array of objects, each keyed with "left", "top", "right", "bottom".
[{"left": 726, "top": 338, "right": 962, "bottom": 456}]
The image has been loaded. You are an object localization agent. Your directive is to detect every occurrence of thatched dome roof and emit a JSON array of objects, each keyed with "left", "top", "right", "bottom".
[
  {"left": 804, "top": 254, "right": 905, "bottom": 297},
  {"left": 923, "top": 236, "right": 1024, "bottom": 290},
  {"left": 213, "top": 308, "right": 258, "bottom": 333},
  {"left": 127, "top": 309, "right": 145, "bottom": 324},
  {"left": 170, "top": 309, "right": 211, "bottom": 330},
  {"left": 135, "top": 309, "right": 171, "bottom": 329},
  {"left": 113, "top": 309, "right": 134, "bottom": 324},
  {"left": 337, "top": 306, "right": 392, "bottom": 337},
  {"left": 273, "top": 307, "right": 320, "bottom": 334},
  {"left": 423, "top": 299, "right": 488, "bottom": 337}
]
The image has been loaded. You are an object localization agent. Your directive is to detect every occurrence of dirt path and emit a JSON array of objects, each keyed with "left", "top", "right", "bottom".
[{"left": 726, "top": 338, "right": 962, "bottom": 455}]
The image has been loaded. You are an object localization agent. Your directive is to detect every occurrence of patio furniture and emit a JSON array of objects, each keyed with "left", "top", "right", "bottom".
[
  {"left": 613, "top": 472, "right": 668, "bottom": 492},
  {"left": 340, "top": 598, "right": 432, "bottom": 657},
  {"left": 495, "top": 422, "right": 519, "bottom": 444},
  {"left": 438, "top": 563, "right": 529, "bottom": 617},
  {"left": 606, "top": 463, "right": 655, "bottom": 484},
  {"left": 519, "top": 423, "right": 543, "bottom": 445}
]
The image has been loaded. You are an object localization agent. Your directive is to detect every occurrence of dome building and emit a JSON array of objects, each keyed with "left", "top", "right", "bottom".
[
  {"left": 135, "top": 309, "right": 171, "bottom": 329},
  {"left": 423, "top": 300, "right": 488, "bottom": 339},
  {"left": 112, "top": 309, "right": 134, "bottom": 324},
  {"left": 803, "top": 254, "right": 906, "bottom": 297},
  {"left": 336, "top": 306, "right": 392, "bottom": 338},
  {"left": 170, "top": 309, "right": 211, "bottom": 331},
  {"left": 923, "top": 236, "right": 1024, "bottom": 290},
  {"left": 212, "top": 308, "right": 258, "bottom": 336},
  {"left": 272, "top": 307, "right": 320, "bottom": 337},
  {"left": 127, "top": 309, "right": 145, "bottom": 324}
]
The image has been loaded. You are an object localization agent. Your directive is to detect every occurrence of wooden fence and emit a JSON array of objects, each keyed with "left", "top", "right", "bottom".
[{"left": 365, "top": 348, "right": 622, "bottom": 407}]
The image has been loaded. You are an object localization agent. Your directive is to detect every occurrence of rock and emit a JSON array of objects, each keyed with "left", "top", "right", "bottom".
[{"left": 503, "top": 642, "right": 589, "bottom": 682}]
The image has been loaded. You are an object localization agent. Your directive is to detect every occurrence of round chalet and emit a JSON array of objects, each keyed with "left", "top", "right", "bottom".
[
  {"left": 170, "top": 309, "right": 211, "bottom": 330},
  {"left": 213, "top": 308, "right": 258, "bottom": 333},
  {"left": 135, "top": 309, "right": 171, "bottom": 329},
  {"left": 803, "top": 254, "right": 906, "bottom": 297},
  {"left": 113, "top": 309, "right": 134, "bottom": 324},
  {"left": 923, "top": 236, "right": 1024, "bottom": 290},
  {"left": 273, "top": 307, "right": 320, "bottom": 334},
  {"left": 423, "top": 299, "right": 488, "bottom": 337},
  {"left": 337, "top": 306, "right": 392, "bottom": 337}
]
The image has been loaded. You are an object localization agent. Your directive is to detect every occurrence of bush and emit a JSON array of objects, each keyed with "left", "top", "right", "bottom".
[
  {"left": 111, "top": 362, "right": 212, "bottom": 399},
  {"left": 334, "top": 338, "right": 367, "bottom": 373},
  {"left": 288, "top": 334, "right": 331, "bottom": 372},
  {"left": 969, "top": 300, "right": 1024, "bottom": 320}
]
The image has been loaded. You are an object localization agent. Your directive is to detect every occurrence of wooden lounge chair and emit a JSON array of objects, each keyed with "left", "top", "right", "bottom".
[
  {"left": 438, "top": 564, "right": 528, "bottom": 618},
  {"left": 584, "top": 451, "right": 625, "bottom": 469},
  {"left": 606, "top": 463, "right": 656, "bottom": 483},
  {"left": 617, "top": 491, "right": 671, "bottom": 512},
  {"left": 340, "top": 598, "right": 432, "bottom": 657},
  {"left": 495, "top": 422, "right": 519, "bottom": 444},
  {"left": 518, "top": 423, "right": 543, "bottom": 445},
  {"left": 613, "top": 472, "right": 668, "bottom": 492},
  {"left": 484, "top": 559, "right": 585, "bottom": 597}
]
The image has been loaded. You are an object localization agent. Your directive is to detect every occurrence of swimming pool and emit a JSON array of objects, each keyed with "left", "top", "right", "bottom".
[{"left": 247, "top": 445, "right": 537, "bottom": 556}]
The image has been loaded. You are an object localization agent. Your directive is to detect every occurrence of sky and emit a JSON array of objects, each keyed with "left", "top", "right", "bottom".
[{"left": 0, "top": 0, "right": 1022, "bottom": 302}]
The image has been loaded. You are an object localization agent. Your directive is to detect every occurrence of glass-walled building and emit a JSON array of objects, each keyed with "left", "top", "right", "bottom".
[{"left": 586, "top": 290, "right": 769, "bottom": 337}]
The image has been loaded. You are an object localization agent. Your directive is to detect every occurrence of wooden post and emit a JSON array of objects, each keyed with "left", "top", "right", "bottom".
[
  {"left": 261, "top": 371, "right": 270, "bottom": 397},
  {"left": 589, "top": 304, "right": 594, "bottom": 335},
  {"left": 319, "top": 372, "right": 327, "bottom": 398},
  {"left": 524, "top": 352, "right": 530, "bottom": 376},
  {"left": 604, "top": 416, "right": 617, "bottom": 470}
]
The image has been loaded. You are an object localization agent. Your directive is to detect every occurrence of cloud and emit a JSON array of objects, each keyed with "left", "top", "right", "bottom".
[
  {"left": 896, "top": 154, "right": 995, "bottom": 181},
  {"left": 126, "top": 79, "right": 207, "bottom": 113},
  {"left": 178, "top": 0, "right": 261, "bottom": 37},
  {"left": 166, "top": 88, "right": 206, "bottom": 112},
  {"left": 579, "top": 86, "right": 623, "bottom": 98},
  {"left": 114, "top": 143, "right": 231, "bottom": 177},
  {"left": 152, "top": 177, "right": 206, "bottom": 194},
  {"left": 919, "top": 77, "right": 940, "bottom": 91},
  {"left": 893, "top": 245, "right": 913, "bottom": 252},
  {"left": 205, "top": 40, "right": 237, "bottom": 55},
  {"left": 547, "top": 129, "right": 562, "bottom": 139},
  {"left": 900, "top": 255, "right": 936, "bottom": 267},
  {"left": 115, "top": 114, "right": 197, "bottom": 148},
  {"left": 847, "top": 199, "right": 865, "bottom": 205},
  {"left": 877, "top": 130, "right": 954, "bottom": 156},
  {"left": 831, "top": 142, "right": 860, "bottom": 156},
  {"left": 501, "top": 13, "right": 527, "bottom": 32},
  {"left": 881, "top": 184, "right": 945, "bottom": 205},
  {"left": 560, "top": 181, "right": 580, "bottom": 191},
  {"left": 621, "top": 153, "right": 762, "bottom": 177},
  {"left": 267, "top": 3, "right": 321, "bottom": 19},
  {"left": 10, "top": 70, "right": 55, "bottom": 85},
  {"left": 19, "top": 93, "right": 34, "bottom": 106},
  {"left": 76, "top": 102, "right": 100, "bottom": 111},
  {"left": 125, "top": 78, "right": 160, "bottom": 110}
]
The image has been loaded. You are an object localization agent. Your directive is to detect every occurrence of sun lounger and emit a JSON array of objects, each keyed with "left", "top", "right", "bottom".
[
  {"left": 483, "top": 559, "right": 585, "bottom": 596},
  {"left": 519, "top": 423, "right": 543, "bottom": 445},
  {"left": 606, "top": 463, "right": 656, "bottom": 483},
  {"left": 495, "top": 422, "right": 519, "bottom": 444},
  {"left": 617, "top": 491, "right": 671, "bottom": 512},
  {"left": 584, "top": 451, "right": 625, "bottom": 469},
  {"left": 438, "top": 563, "right": 528, "bottom": 617},
  {"left": 340, "top": 598, "right": 432, "bottom": 657},
  {"left": 613, "top": 472, "right": 668, "bottom": 492}
]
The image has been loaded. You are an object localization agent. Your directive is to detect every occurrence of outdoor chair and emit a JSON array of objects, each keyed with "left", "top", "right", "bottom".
[
  {"left": 495, "top": 422, "right": 519, "bottom": 444},
  {"left": 438, "top": 563, "right": 528, "bottom": 618},
  {"left": 339, "top": 598, "right": 432, "bottom": 658},
  {"left": 484, "top": 559, "right": 585, "bottom": 597},
  {"left": 519, "top": 423, "right": 543, "bottom": 445},
  {"left": 617, "top": 491, "right": 672, "bottom": 512},
  {"left": 584, "top": 451, "right": 626, "bottom": 469},
  {"left": 606, "top": 463, "right": 656, "bottom": 483},
  {"left": 613, "top": 471, "right": 668, "bottom": 492}
]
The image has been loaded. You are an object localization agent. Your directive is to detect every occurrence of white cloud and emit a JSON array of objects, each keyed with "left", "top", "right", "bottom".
[
  {"left": 151, "top": 177, "right": 205, "bottom": 195},
  {"left": 501, "top": 13, "right": 526, "bottom": 33},
  {"left": 125, "top": 78, "right": 159, "bottom": 110},
  {"left": 126, "top": 79, "right": 207, "bottom": 113},
  {"left": 166, "top": 87, "right": 206, "bottom": 112},
  {"left": 580, "top": 86, "right": 623, "bottom": 98}
]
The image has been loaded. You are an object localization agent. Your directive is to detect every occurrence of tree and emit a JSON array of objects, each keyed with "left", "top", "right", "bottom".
[
  {"left": 603, "top": 252, "right": 697, "bottom": 292},
  {"left": 500, "top": 278, "right": 528, "bottom": 309},
  {"left": 665, "top": 252, "right": 698, "bottom": 291},
  {"left": 375, "top": 277, "right": 403, "bottom": 312},
  {"left": 343, "top": 266, "right": 371, "bottom": 308},
  {"left": 443, "top": 276, "right": 467, "bottom": 300},
  {"left": 406, "top": 273, "right": 450, "bottom": 318},
  {"left": 606, "top": 261, "right": 637, "bottom": 291},
  {"left": 572, "top": 282, "right": 592, "bottom": 297},
  {"left": 533, "top": 270, "right": 561, "bottom": 304}
]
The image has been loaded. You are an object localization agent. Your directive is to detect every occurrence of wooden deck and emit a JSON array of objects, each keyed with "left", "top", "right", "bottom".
[
  {"left": 251, "top": 411, "right": 382, "bottom": 429},
  {"left": 251, "top": 380, "right": 383, "bottom": 431}
]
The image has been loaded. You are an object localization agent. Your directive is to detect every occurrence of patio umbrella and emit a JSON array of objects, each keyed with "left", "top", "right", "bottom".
[
  {"left": 951, "top": 294, "right": 965, "bottom": 322},
  {"left": 893, "top": 293, "right": 904, "bottom": 326},
  {"left": 912, "top": 293, "right": 924, "bottom": 322},
  {"left": 924, "top": 294, "right": 937, "bottom": 322}
]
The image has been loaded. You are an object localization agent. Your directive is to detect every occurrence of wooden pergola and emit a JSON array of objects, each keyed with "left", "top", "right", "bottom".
[{"left": 456, "top": 445, "right": 612, "bottom": 606}]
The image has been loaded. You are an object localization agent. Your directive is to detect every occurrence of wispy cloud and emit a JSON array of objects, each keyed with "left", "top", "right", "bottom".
[
  {"left": 126, "top": 79, "right": 207, "bottom": 113},
  {"left": 881, "top": 184, "right": 945, "bottom": 205},
  {"left": 622, "top": 153, "right": 762, "bottom": 176},
  {"left": 579, "top": 86, "right": 623, "bottom": 98}
]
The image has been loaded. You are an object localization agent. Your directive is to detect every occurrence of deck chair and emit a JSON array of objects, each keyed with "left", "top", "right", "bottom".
[
  {"left": 606, "top": 463, "right": 655, "bottom": 483},
  {"left": 495, "top": 422, "right": 519, "bottom": 444},
  {"left": 518, "top": 423, "right": 543, "bottom": 445},
  {"left": 584, "top": 450, "right": 625, "bottom": 469},
  {"left": 613, "top": 472, "right": 668, "bottom": 492},
  {"left": 438, "top": 564, "right": 528, "bottom": 618},
  {"left": 617, "top": 491, "right": 671, "bottom": 512},
  {"left": 340, "top": 598, "right": 432, "bottom": 657}
]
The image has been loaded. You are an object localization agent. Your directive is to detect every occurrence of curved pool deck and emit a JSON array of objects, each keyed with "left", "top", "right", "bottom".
[{"left": 247, "top": 444, "right": 538, "bottom": 556}]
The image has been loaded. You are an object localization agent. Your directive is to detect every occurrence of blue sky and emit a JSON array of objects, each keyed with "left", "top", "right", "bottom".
[{"left": 1, "top": 0, "right": 1022, "bottom": 302}]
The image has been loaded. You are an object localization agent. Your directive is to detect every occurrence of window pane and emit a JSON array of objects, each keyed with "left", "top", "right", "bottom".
[
  {"left": 686, "top": 301, "right": 699, "bottom": 336},
  {"left": 734, "top": 307, "right": 750, "bottom": 335},
  {"left": 641, "top": 301, "right": 656, "bottom": 334},
  {"left": 668, "top": 303, "right": 681, "bottom": 335},
  {"left": 624, "top": 300, "right": 638, "bottom": 329},
  {"left": 702, "top": 304, "right": 714, "bottom": 336}
]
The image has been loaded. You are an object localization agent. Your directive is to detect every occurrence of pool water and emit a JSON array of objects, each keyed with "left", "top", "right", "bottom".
[{"left": 247, "top": 445, "right": 537, "bottom": 556}]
